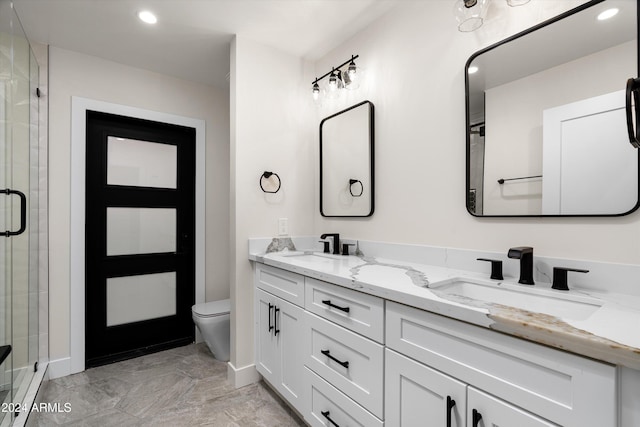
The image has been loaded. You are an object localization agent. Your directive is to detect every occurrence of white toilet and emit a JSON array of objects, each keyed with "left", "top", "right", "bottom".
[{"left": 192, "top": 299, "right": 230, "bottom": 362}]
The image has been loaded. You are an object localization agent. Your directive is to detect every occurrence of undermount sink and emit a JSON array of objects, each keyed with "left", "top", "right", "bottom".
[
  {"left": 277, "top": 251, "right": 349, "bottom": 260},
  {"left": 428, "top": 277, "right": 603, "bottom": 321}
]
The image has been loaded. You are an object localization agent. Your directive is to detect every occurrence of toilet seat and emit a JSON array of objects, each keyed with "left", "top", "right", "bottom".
[{"left": 192, "top": 299, "right": 230, "bottom": 318}]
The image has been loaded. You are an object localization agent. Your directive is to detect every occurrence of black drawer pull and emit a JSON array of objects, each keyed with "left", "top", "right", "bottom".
[
  {"left": 446, "top": 396, "right": 456, "bottom": 427},
  {"left": 274, "top": 307, "right": 280, "bottom": 336},
  {"left": 320, "top": 349, "right": 349, "bottom": 369},
  {"left": 472, "top": 408, "right": 482, "bottom": 427},
  {"left": 268, "top": 303, "right": 274, "bottom": 332},
  {"left": 321, "top": 410, "right": 340, "bottom": 427},
  {"left": 322, "top": 299, "right": 350, "bottom": 313}
]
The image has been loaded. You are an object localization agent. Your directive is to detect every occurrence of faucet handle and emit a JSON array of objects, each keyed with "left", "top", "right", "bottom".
[
  {"left": 552, "top": 267, "right": 589, "bottom": 291},
  {"left": 477, "top": 258, "right": 504, "bottom": 280},
  {"left": 318, "top": 241, "right": 330, "bottom": 254},
  {"left": 341, "top": 243, "right": 355, "bottom": 256}
]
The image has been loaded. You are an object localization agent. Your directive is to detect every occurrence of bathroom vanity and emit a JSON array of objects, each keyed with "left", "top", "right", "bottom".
[{"left": 250, "top": 238, "right": 640, "bottom": 427}]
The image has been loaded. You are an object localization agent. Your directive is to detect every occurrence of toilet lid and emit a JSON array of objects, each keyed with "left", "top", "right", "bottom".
[{"left": 192, "top": 299, "right": 230, "bottom": 317}]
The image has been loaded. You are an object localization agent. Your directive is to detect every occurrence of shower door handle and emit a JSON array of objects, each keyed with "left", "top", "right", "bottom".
[
  {"left": 1, "top": 189, "right": 26, "bottom": 237},
  {"left": 626, "top": 77, "right": 640, "bottom": 148}
]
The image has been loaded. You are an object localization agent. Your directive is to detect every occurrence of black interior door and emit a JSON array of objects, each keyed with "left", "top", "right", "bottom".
[{"left": 85, "top": 110, "right": 195, "bottom": 367}]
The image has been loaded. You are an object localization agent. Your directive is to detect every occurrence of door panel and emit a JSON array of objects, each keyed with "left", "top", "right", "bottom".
[
  {"left": 385, "top": 348, "right": 466, "bottom": 427},
  {"left": 85, "top": 110, "right": 195, "bottom": 366},
  {"left": 107, "top": 136, "right": 177, "bottom": 188},
  {"left": 255, "top": 289, "right": 279, "bottom": 381},
  {"left": 106, "top": 207, "right": 176, "bottom": 256},
  {"left": 106, "top": 272, "right": 177, "bottom": 326}
]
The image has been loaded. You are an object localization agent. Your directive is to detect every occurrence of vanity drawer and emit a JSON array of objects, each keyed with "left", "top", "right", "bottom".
[
  {"left": 386, "top": 301, "right": 616, "bottom": 427},
  {"left": 254, "top": 264, "right": 304, "bottom": 307},
  {"left": 305, "top": 367, "right": 383, "bottom": 427},
  {"left": 306, "top": 312, "right": 383, "bottom": 418},
  {"left": 305, "top": 277, "right": 384, "bottom": 343}
]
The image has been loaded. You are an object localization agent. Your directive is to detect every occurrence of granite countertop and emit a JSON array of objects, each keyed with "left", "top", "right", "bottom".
[{"left": 250, "top": 249, "right": 640, "bottom": 370}]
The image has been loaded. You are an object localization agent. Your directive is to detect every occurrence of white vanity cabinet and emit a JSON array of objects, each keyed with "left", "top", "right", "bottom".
[
  {"left": 253, "top": 262, "right": 620, "bottom": 427},
  {"left": 386, "top": 301, "right": 617, "bottom": 427},
  {"left": 254, "top": 265, "right": 306, "bottom": 415}
]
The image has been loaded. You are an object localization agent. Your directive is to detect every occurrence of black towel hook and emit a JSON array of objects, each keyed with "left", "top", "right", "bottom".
[{"left": 260, "top": 171, "right": 281, "bottom": 193}]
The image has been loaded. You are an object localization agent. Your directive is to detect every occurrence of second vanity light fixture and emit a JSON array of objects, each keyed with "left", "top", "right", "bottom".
[
  {"left": 312, "top": 54, "right": 360, "bottom": 101},
  {"left": 454, "top": 0, "right": 530, "bottom": 32}
]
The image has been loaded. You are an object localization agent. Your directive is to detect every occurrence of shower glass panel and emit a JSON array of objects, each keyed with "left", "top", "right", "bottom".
[{"left": 0, "top": 1, "right": 40, "bottom": 424}]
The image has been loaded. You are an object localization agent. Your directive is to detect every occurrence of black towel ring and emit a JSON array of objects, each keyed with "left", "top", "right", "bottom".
[
  {"left": 349, "top": 179, "right": 363, "bottom": 197},
  {"left": 260, "top": 171, "right": 281, "bottom": 193}
]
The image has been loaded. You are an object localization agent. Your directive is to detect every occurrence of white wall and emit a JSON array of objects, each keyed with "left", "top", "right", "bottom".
[
  {"left": 311, "top": 0, "right": 640, "bottom": 265},
  {"left": 230, "top": 36, "right": 315, "bottom": 377},
  {"left": 48, "top": 47, "right": 229, "bottom": 364}
]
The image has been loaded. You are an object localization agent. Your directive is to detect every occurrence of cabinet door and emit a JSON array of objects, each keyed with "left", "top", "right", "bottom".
[
  {"left": 278, "top": 297, "right": 306, "bottom": 414},
  {"left": 467, "top": 387, "right": 558, "bottom": 427},
  {"left": 255, "top": 288, "right": 280, "bottom": 385},
  {"left": 386, "top": 348, "right": 466, "bottom": 427}
]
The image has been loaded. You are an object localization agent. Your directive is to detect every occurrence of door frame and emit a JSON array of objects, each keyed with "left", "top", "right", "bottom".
[{"left": 68, "top": 97, "right": 205, "bottom": 375}]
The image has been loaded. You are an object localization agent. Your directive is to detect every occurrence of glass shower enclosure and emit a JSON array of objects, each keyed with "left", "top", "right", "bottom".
[{"left": 0, "top": 1, "right": 40, "bottom": 425}]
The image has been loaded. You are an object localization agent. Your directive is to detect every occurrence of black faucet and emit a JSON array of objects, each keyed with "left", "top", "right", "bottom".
[
  {"left": 507, "top": 246, "right": 534, "bottom": 285},
  {"left": 320, "top": 233, "right": 340, "bottom": 255}
]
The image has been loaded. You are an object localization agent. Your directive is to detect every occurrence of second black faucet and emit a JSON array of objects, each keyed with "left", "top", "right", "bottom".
[
  {"left": 508, "top": 246, "right": 534, "bottom": 285},
  {"left": 320, "top": 233, "right": 340, "bottom": 255}
]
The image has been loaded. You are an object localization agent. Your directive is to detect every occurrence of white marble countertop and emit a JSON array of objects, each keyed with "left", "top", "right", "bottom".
[{"left": 250, "top": 249, "right": 640, "bottom": 370}]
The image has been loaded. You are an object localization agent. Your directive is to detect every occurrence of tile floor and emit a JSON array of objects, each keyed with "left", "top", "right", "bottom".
[{"left": 26, "top": 344, "right": 306, "bottom": 426}]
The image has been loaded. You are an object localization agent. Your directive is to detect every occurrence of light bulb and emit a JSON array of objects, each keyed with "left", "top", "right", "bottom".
[
  {"left": 312, "top": 82, "right": 320, "bottom": 100},
  {"left": 329, "top": 73, "right": 337, "bottom": 91},
  {"left": 348, "top": 60, "right": 357, "bottom": 77}
]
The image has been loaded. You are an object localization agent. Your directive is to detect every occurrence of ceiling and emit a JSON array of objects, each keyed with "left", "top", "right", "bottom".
[{"left": 13, "top": 0, "right": 398, "bottom": 89}]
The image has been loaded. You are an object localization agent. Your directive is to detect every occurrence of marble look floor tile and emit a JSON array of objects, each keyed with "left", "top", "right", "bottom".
[
  {"left": 65, "top": 408, "right": 142, "bottom": 427},
  {"left": 27, "top": 344, "right": 306, "bottom": 427},
  {"left": 116, "top": 372, "right": 195, "bottom": 418}
]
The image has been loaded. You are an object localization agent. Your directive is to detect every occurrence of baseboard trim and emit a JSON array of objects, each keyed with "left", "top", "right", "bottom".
[
  {"left": 47, "top": 357, "right": 71, "bottom": 379},
  {"left": 227, "top": 362, "right": 260, "bottom": 388}
]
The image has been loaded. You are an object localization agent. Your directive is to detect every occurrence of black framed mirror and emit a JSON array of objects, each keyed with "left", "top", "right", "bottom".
[
  {"left": 466, "top": 0, "right": 639, "bottom": 217},
  {"left": 320, "top": 100, "right": 374, "bottom": 217}
]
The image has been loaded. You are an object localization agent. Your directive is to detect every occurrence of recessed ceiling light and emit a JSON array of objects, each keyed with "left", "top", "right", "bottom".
[
  {"left": 597, "top": 8, "right": 619, "bottom": 21},
  {"left": 138, "top": 10, "right": 157, "bottom": 24},
  {"left": 468, "top": 66, "right": 479, "bottom": 74}
]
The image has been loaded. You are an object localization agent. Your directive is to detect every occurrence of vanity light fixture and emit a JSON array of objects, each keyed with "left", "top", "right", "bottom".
[
  {"left": 597, "top": 8, "right": 619, "bottom": 21},
  {"left": 506, "top": 0, "right": 530, "bottom": 7},
  {"left": 311, "top": 54, "right": 360, "bottom": 101},
  {"left": 137, "top": 10, "right": 158, "bottom": 24},
  {"left": 468, "top": 65, "right": 479, "bottom": 74},
  {"left": 312, "top": 79, "right": 320, "bottom": 100},
  {"left": 454, "top": 0, "right": 489, "bottom": 32}
]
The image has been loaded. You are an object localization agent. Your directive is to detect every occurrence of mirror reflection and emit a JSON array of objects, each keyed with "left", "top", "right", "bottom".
[
  {"left": 320, "top": 100, "right": 374, "bottom": 217},
  {"left": 466, "top": 0, "right": 638, "bottom": 216}
]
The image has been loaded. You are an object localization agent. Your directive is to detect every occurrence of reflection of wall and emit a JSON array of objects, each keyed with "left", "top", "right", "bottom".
[
  {"left": 484, "top": 40, "right": 635, "bottom": 215},
  {"left": 469, "top": 132, "right": 484, "bottom": 215}
]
